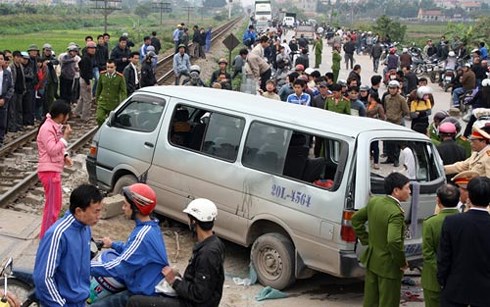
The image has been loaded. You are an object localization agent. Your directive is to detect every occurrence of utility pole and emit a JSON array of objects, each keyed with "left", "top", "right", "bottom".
[
  {"left": 153, "top": 1, "right": 172, "bottom": 25},
  {"left": 228, "top": 0, "right": 232, "bottom": 20},
  {"left": 90, "top": 0, "right": 122, "bottom": 33},
  {"left": 183, "top": 6, "right": 194, "bottom": 26}
]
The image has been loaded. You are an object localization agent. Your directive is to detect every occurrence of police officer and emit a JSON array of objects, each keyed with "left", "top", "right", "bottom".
[
  {"left": 421, "top": 184, "right": 460, "bottom": 307},
  {"left": 127, "top": 198, "right": 225, "bottom": 307},
  {"left": 95, "top": 59, "right": 127, "bottom": 126},
  {"left": 444, "top": 124, "right": 490, "bottom": 177},
  {"left": 352, "top": 172, "right": 411, "bottom": 307}
]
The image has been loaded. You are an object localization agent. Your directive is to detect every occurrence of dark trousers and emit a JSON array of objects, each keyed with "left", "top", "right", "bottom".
[
  {"left": 345, "top": 53, "right": 354, "bottom": 69},
  {"left": 0, "top": 104, "right": 7, "bottom": 145},
  {"left": 371, "top": 141, "right": 379, "bottom": 164},
  {"left": 385, "top": 141, "right": 400, "bottom": 164},
  {"left": 127, "top": 295, "right": 186, "bottom": 307},
  {"left": 441, "top": 293, "right": 485, "bottom": 307},
  {"left": 59, "top": 76, "right": 73, "bottom": 102},
  {"left": 260, "top": 68, "right": 272, "bottom": 92},
  {"left": 8, "top": 92, "right": 23, "bottom": 131},
  {"left": 22, "top": 88, "right": 35, "bottom": 125}
]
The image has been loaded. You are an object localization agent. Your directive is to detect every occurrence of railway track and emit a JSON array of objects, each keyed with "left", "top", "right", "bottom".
[
  {"left": 0, "top": 17, "right": 243, "bottom": 210},
  {"left": 156, "top": 17, "right": 243, "bottom": 85}
]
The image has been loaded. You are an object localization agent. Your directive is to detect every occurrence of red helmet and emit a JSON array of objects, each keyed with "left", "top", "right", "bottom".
[
  {"left": 389, "top": 47, "right": 396, "bottom": 54},
  {"left": 122, "top": 183, "right": 156, "bottom": 216}
]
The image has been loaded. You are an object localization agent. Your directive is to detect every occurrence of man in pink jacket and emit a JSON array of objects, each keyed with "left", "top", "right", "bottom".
[{"left": 37, "top": 100, "right": 73, "bottom": 239}]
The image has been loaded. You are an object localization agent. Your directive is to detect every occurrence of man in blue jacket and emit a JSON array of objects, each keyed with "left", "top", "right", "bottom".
[
  {"left": 33, "top": 184, "right": 103, "bottom": 307},
  {"left": 90, "top": 183, "right": 169, "bottom": 307}
]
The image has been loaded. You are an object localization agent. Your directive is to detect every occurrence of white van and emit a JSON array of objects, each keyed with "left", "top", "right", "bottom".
[
  {"left": 87, "top": 87, "right": 445, "bottom": 289},
  {"left": 283, "top": 16, "right": 295, "bottom": 27}
]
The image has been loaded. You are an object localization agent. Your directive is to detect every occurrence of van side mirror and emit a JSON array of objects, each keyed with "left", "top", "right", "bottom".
[{"left": 107, "top": 111, "right": 115, "bottom": 127}]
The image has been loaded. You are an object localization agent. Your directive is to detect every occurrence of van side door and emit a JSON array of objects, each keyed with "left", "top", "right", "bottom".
[{"left": 96, "top": 94, "right": 167, "bottom": 188}]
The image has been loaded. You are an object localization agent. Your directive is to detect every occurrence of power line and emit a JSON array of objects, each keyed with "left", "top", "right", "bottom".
[
  {"left": 183, "top": 6, "right": 195, "bottom": 26},
  {"left": 90, "top": 0, "right": 122, "bottom": 33},
  {"left": 153, "top": 1, "right": 172, "bottom": 25}
]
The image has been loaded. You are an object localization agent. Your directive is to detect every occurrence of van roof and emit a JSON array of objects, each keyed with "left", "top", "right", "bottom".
[{"left": 138, "top": 86, "right": 416, "bottom": 138}]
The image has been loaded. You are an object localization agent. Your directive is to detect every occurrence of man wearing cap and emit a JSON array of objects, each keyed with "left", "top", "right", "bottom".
[
  {"left": 24, "top": 44, "right": 39, "bottom": 126},
  {"left": 123, "top": 52, "right": 140, "bottom": 96},
  {"left": 41, "top": 44, "right": 59, "bottom": 112},
  {"left": 140, "top": 51, "right": 157, "bottom": 88},
  {"left": 436, "top": 122, "right": 467, "bottom": 182},
  {"left": 444, "top": 125, "right": 490, "bottom": 178},
  {"left": 439, "top": 170, "right": 480, "bottom": 214},
  {"left": 173, "top": 24, "right": 183, "bottom": 53},
  {"left": 75, "top": 41, "right": 96, "bottom": 121},
  {"left": 438, "top": 176, "right": 490, "bottom": 307},
  {"left": 421, "top": 184, "right": 460, "bottom": 307},
  {"left": 313, "top": 35, "right": 323, "bottom": 69},
  {"left": 452, "top": 63, "right": 475, "bottom": 107},
  {"left": 95, "top": 59, "right": 127, "bottom": 126},
  {"left": 173, "top": 44, "right": 191, "bottom": 85},
  {"left": 59, "top": 44, "right": 80, "bottom": 103},
  {"left": 8, "top": 51, "right": 26, "bottom": 132},
  {"left": 209, "top": 58, "right": 231, "bottom": 88}
]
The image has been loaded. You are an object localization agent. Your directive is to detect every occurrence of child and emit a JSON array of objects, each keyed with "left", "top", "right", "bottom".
[{"left": 260, "top": 80, "right": 280, "bottom": 101}]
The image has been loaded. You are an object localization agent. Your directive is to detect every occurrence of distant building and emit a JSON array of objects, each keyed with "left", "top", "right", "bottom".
[
  {"left": 417, "top": 8, "right": 445, "bottom": 21},
  {"left": 460, "top": 1, "right": 481, "bottom": 11}
]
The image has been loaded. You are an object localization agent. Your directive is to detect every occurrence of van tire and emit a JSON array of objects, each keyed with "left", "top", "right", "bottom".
[
  {"left": 113, "top": 175, "right": 138, "bottom": 195},
  {"left": 251, "top": 233, "right": 296, "bottom": 290}
]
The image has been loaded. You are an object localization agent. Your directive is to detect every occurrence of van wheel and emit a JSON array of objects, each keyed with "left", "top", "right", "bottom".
[
  {"left": 112, "top": 175, "right": 138, "bottom": 195},
  {"left": 251, "top": 233, "right": 295, "bottom": 290}
]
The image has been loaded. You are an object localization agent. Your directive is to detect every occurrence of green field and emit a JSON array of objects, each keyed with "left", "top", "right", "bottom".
[{"left": 0, "top": 12, "right": 221, "bottom": 54}]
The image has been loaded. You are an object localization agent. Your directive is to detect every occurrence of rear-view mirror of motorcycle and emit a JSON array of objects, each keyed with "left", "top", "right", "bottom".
[{"left": 0, "top": 258, "right": 13, "bottom": 278}]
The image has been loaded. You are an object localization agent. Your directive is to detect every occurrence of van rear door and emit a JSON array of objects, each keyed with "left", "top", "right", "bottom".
[
  {"left": 352, "top": 130, "right": 445, "bottom": 262},
  {"left": 95, "top": 94, "right": 168, "bottom": 188}
]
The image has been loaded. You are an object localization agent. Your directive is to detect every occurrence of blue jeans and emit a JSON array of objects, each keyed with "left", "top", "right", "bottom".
[
  {"left": 452, "top": 87, "right": 465, "bottom": 106},
  {"left": 92, "top": 67, "right": 100, "bottom": 97}
]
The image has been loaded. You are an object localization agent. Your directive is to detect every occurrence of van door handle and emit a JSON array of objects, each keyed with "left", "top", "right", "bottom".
[{"left": 144, "top": 142, "right": 154, "bottom": 148}]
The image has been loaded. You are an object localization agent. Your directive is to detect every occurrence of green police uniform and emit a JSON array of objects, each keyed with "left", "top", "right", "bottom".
[
  {"left": 95, "top": 71, "right": 127, "bottom": 126},
  {"left": 352, "top": 195, "right": 406, "bottom": 307},
  {"left": 313, "top": 38, "right": 323, "bottom": 68},
  {"left": 332, "top": 50, "right": 341, "bottom": 83},
  {"left": 325, "top": 96, "right": 351, "bottom": 115},
  {"left": 421, "top": 208, "right": 459, "bottom": 307}
]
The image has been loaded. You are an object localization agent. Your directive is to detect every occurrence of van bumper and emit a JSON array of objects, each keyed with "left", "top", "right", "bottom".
[{"left": 339, "top": 251, "right": 364, "bottom": 278}]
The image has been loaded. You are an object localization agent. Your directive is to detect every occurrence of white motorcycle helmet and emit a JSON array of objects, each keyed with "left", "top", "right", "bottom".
[
  {"left": 448, "top": 51, "right": 456, "bottom": 57},
  {"left": 190, "top": 65, "right": 201, "bottom": 74},
  {"left": 417, "top": 86, "right": 432, "bottom": 99},
  {"left": 183, "top": 198, "right": 218, "bottom": 222},
  {"left": 388, "top": 80, "right": 400, "bottom": 88}
]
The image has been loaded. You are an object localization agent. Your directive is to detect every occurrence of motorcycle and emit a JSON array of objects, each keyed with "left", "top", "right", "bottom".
[
  {"left": 0, "top": 239, "right": 105, "bottom": 306},
  {"left": 442, "top": 69, "right": 455, "bottom": 92}
]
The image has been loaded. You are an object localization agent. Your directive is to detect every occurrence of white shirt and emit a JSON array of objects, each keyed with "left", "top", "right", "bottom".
[
  {"left": 401, "top": 147, "right": 416, "bottom": 179},
  {"left": 130, "top": 63, "right": 139, "bottom": 85}
]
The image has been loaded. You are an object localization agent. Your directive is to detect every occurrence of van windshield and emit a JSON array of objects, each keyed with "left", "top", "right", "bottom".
[{"left": 242, "top": 121, "right": 348, "bottom": 190}]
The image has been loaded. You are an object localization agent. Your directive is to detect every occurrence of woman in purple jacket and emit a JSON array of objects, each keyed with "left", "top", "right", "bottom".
[{"left": 36, "top": 100, "right": 73, "bottom": 238}]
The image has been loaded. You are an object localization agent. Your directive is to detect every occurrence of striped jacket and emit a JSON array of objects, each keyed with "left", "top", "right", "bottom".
[
  {"left": 33, "top": 212, "right": 91, "bottom": 306},
  {"left": 90, "top": 218, "right": 169, "bottom": 295}
]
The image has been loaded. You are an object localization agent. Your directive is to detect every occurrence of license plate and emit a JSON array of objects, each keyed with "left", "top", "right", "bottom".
[
  {"left": 445, "top": 76, "right": 452, "bottom": 81},
  {"left": 404, "top": 243, "right": 422, "bottom": 257}
]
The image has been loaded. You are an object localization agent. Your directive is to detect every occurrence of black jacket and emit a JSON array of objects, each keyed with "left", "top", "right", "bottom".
[
  {"left": 79, "top": 54, "right": 95, "bottom": 85},
  {"left": 140, "top": 61, "right": 156, "bottom": 88},
  {"left": 150, "top": 37, "right": 161, "bottom": 54},
  {"left": 110, "top": 45, "right": 131, "bottom": 73},
  {"left": 295, "top": 54, "right": 309, "bottom": 69},
  {"left": 0, "top": 69, "right": 14, "bottom": 101},
  {"left": 95, "top": 44, "right": 108, "bottom": 70},
  {"left": 438, "top": 210, "right": 490, "bottom": 306},
  {"left": 123, "top": 63, "right": 139, "bottom": 95},
  {"left": 173, "top": 235, "right": 225, "bottom": 307}
]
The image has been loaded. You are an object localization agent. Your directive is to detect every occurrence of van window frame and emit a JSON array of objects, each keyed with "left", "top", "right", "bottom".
[
  {"left": 112, "top": 94, "right": 166, "bottom": 133},
  {"left": 241, "top": 119, "right": 349, "bottom": 191},
  {"left": 167, "top": 102, "right": 246, "bottom": 163}
]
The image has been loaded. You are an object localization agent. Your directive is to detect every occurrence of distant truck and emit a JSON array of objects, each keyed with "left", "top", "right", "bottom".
[
  {"left": 282, "top": 12, "right": 296, "bottom": 28},
  {"left": 295, "top": 25, "right": 315, "bottom": 43}
]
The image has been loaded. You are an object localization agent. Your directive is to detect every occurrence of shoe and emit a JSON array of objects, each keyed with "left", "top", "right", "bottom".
[
  {"left": 393, "top": 162, "right": 400, "bottom": 167},
  {"left": 373, "top": 164, "right": 380, "bottom": 170}
]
